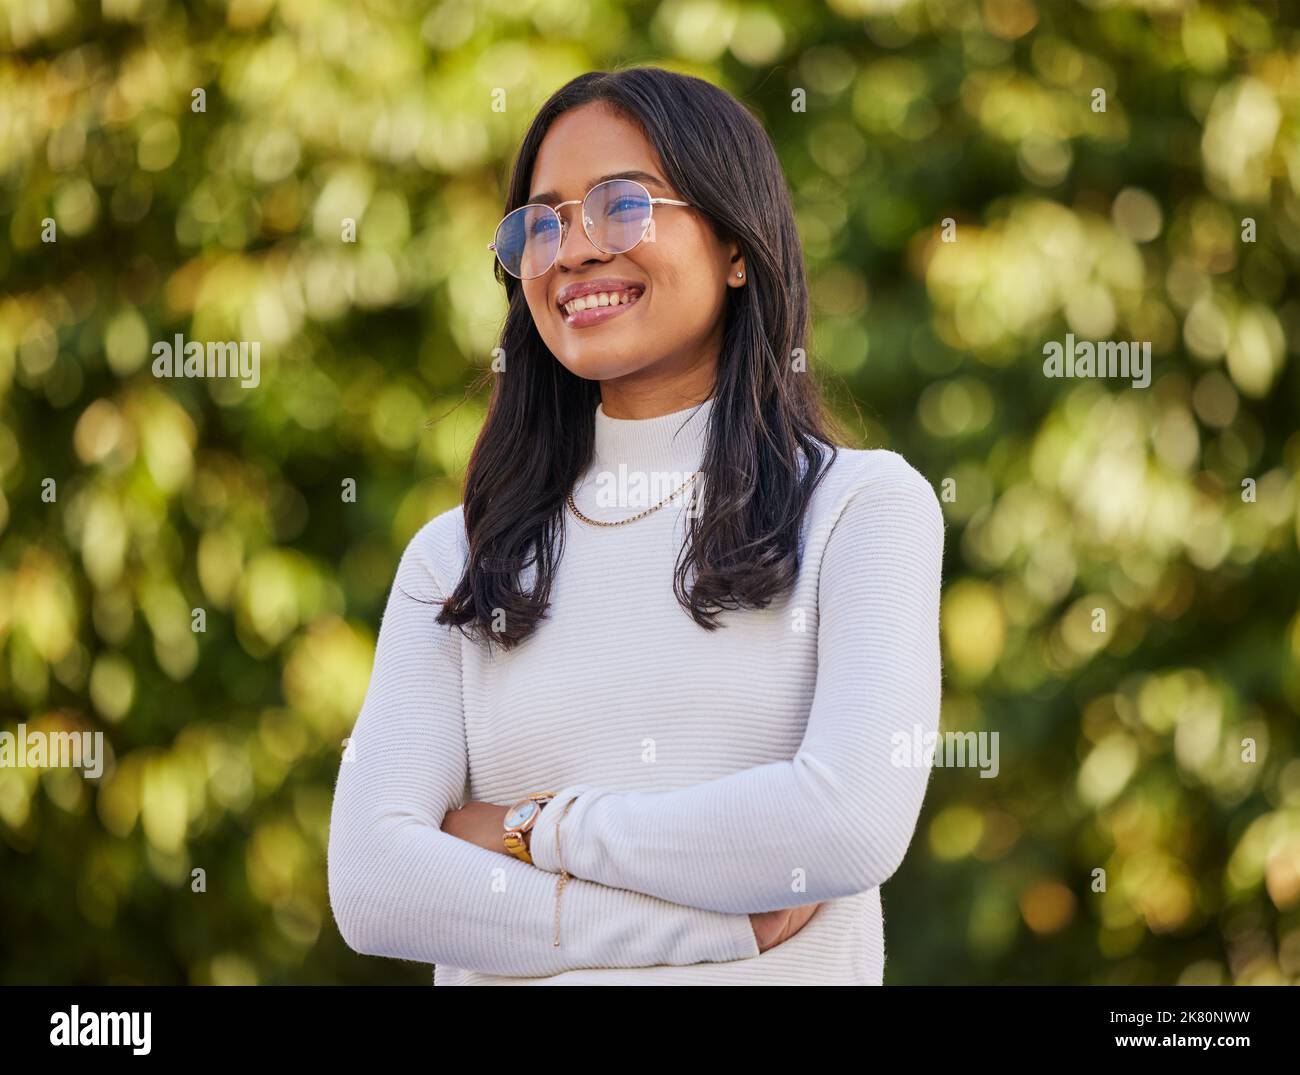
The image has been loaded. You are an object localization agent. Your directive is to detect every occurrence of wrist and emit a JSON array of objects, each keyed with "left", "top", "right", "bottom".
[
  {"left": 502, "top": 791, "right": 556, "bottom": 862},
  {"left": 526, "top": 785, "right": 592, "bottom": 873}
]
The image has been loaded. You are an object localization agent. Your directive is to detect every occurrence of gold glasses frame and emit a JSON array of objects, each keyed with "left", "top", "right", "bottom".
[{"left": 487, "top": 178, "right": 693, "bottom": 280}]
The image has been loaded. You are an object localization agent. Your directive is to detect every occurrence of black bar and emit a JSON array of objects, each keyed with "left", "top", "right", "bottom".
[{"left": 0, "top": 985, "right": 1292, "bottom": 1061}]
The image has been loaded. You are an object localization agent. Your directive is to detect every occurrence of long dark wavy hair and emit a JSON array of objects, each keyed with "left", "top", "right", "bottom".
[{"left": 437, "top": 66, "right": 844, "bottom": 650}]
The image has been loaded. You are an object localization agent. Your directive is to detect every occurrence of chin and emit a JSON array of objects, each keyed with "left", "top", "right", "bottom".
[{"left": 553, "top": 344, "right": 658, "bottom": 383}]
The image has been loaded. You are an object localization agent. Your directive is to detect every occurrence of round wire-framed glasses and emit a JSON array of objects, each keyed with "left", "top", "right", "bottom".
[{"left": 487, "top": 178, "right": 693, "bottom": 280}]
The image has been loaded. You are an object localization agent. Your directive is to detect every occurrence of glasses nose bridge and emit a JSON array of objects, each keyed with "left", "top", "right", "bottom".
[{"left": 552, "top": 195, "right": 599, "bottom": 261}]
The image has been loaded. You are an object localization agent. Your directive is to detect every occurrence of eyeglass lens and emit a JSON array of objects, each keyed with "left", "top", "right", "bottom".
[{"left": 493, "top": 180, "right": 654, "bottom": 279}]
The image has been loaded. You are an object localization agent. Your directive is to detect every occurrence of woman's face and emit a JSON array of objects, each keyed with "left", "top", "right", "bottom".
[{"left": 520, "top": 101, "right": 745, "bottom": 401}]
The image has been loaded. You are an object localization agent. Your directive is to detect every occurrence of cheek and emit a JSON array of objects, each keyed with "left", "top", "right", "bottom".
[
  {"left": 647, "top": 225, "right": 727, "bottom": 310},
  {"left": 522, "top": 283, "right": 549, "bottom": 322},
  {"left": 637, "top": 246, "right": 709, "bottom": 317},
  {"left": 649, "top": 256, "right": 722, "bottom": 327}
]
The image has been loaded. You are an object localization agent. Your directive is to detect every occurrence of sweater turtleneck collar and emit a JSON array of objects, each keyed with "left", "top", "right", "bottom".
[{"left": 591, "top": 396, "right": 714, "bottom": 474}]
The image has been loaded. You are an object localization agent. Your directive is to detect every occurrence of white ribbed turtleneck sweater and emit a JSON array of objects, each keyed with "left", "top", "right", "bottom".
[{"left": 327, "top": 397, "right": 945, "bottom": 984}]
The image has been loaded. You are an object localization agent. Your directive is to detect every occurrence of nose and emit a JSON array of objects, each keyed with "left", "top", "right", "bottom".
[{"left": 553, "top": 205, "right": 612, "bottom": 271}]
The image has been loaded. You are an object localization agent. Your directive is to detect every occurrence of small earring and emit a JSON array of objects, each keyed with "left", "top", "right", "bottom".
[{"left": 736, "top": 271, "right": 744, "bottom": 278}]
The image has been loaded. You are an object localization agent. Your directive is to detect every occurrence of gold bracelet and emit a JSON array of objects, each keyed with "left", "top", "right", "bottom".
[{"left": 551, "top": 796, "right": 578, "bottom": 947}]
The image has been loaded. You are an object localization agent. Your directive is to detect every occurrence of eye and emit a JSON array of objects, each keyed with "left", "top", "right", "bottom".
[
  {"left": 529, "top": 215, "right": 560, "bottom": 238},
  {"left": 606, "top": 197, "right": 646, "bottom": 216}
]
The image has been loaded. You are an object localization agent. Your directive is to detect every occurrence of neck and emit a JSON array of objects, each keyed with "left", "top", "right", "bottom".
[
  {"left": 597, "top": 366, "right": 718, "bottom": 420},
  {"left": 590, "top": 395, "right": 714, "bottom": 475}
]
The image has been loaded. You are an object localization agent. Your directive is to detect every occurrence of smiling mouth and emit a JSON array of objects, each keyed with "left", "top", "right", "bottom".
[{"left": 560, "top": 287, "right": 645, "bottom": 328}]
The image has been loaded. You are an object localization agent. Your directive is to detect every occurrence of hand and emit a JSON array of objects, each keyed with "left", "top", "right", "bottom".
[
  {"left": 749, "top": 903, "right": 822, "bottom": 953},
  {"left": 440, "top": 801, "right": 517, "bottom": 856}
]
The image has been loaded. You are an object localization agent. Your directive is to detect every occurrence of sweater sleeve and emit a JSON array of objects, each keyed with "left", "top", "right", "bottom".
[
  {"left": 527, "top": 460, "right": 945, "bottom": 914},
  {"left": 326, "top": 521, "right": 760, "bottom": 977}
]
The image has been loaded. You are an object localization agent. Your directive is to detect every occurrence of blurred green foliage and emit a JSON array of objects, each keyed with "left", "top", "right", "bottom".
[{"left": 1, "top": 0, "right": 1298, "bottom": 985}]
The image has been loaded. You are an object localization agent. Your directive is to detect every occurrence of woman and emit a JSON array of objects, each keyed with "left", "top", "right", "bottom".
[{"left": 327, "top": 66, "right": 944, "bottom": 985}]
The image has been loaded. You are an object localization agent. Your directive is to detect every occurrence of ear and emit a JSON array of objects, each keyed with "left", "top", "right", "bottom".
[{"left": 727, "top": 245, "right": 746, "bottom": 287}]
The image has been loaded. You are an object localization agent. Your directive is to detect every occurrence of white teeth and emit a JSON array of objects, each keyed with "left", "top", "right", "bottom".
[{"left": 562, "top": 289, "right": 642, "bottom": 316}]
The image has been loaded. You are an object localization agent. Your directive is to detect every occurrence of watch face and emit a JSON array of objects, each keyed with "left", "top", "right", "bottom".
[{"left": 503, "top": 801, "right": 537, "bottom": 830}]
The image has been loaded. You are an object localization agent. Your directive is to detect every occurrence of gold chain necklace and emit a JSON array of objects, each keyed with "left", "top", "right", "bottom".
[{"left": 565, "top": 471, "right": 700, "bottom": 528}]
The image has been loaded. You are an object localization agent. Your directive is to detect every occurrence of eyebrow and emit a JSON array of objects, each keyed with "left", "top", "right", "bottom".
[{"left": 526, "top": 170, "right": 668, "bottom": 206}]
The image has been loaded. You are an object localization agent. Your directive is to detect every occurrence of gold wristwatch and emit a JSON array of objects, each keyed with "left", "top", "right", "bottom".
[{"left": 502, "top": 791, "right": 556, "bottom": 864}]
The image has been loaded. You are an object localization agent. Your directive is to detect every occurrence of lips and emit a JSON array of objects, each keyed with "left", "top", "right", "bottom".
[
  {"left": 562, "top": 294, "right": 642, "bottom": 328},
  {"left": 555, "top": 277, "right": 645, "bottom": 310}
]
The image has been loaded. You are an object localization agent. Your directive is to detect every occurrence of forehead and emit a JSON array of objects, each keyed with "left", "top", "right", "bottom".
[{"left": 528, "top": 102, "right": 666, "bottom": 201}]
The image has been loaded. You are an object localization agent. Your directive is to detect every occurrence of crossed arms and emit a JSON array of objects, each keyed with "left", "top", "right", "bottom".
[{"left": 326, "top": 464, "right": 944, "bottom": 976}]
